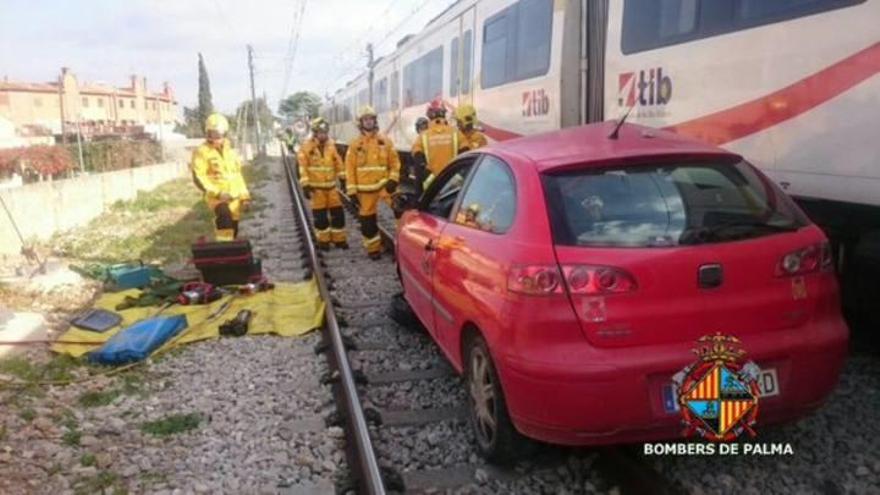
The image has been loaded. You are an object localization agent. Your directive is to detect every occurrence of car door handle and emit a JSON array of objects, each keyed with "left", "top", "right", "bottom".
[{"left": 425, "top": 240, "right": 435, "bottom": 252}]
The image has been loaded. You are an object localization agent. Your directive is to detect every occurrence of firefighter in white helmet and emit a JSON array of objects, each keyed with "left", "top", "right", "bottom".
[
  {"left": 190, "top": 113, "right": 251, "bottom": 241},
  {"left": 298, "top": 117, "right": 347, "bottom": 250},
  {"left": 344, "top": 105, "right": 400, "bottom": 259}
]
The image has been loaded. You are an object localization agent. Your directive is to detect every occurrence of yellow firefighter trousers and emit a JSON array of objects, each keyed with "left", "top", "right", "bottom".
[
  {"left": 210, "top": 198, "right": 243, "bottom": 242},
  {"left": 357, "top": 191, "right": 383, "bottom": 254},
  {"left": 310, "top": 188, "right": 346, "bottom": 244}
]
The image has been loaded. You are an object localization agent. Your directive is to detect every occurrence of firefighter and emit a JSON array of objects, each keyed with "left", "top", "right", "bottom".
[
  {"left": 191, "top": 113, "right": 251, "bottom": 242},
  {"left": 415, "top": 117, "right": 429, "bottom": 134},
  {"left": 412, "top": 98, "right": 469, "bottom": 191},
  {"left": 402, "top": 117, "right": 431, "bottom": 191},
  {"left": 298, "top": 117, "right": 347, "bottom": 250},
  {"left": 282, "top": 126, "right": 297, "bottom": 154},
  {"left": 455, "top": 104, "right": 488, "bottom": 150},
  {"left": 345, "top": 105, "right": 400, "bottom": 259}
]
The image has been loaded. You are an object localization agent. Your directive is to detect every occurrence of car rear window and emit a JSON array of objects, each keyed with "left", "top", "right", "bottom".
[{"left": 542, "top": 160, "right": 809, "bottom": 247}]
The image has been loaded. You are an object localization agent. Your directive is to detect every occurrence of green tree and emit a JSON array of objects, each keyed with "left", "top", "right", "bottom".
[
  {"left": 234, "top": 98, "right": 276, "bottom": 145},
  {"left": 197, "top": 53, "right": 213, "bottom": 132},
  {"left": 278, "top": 91, "right": 322, "bottom": 120},
  {"left": 175, "top": 106, "right": 203, "bottom": 137}
]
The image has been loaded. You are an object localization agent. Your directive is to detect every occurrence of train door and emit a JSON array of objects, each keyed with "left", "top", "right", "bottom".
[
  {"left": 580, "top": 0, "right": 608, "bottom": 124},
  {"left": 449, "top": 5, "right": 477, "bottom": 110}
]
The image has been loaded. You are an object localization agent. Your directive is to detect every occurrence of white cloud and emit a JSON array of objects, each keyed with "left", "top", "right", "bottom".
[{"left": 1, "top": 0, "right": 456, "bottom": 114}]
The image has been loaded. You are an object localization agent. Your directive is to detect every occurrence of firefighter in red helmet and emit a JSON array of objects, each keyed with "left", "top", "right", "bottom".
[{"left": 411, "top": 98, "right": 469, "bottom": 191}]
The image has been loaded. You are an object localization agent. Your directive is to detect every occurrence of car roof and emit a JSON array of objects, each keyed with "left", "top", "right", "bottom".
[{"left": 486, "top": 122, "right": 739, "bottom": 172}]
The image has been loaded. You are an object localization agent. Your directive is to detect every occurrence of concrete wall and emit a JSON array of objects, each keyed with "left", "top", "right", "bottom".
[{"left": 0, "top": 161, "right": 187, "bottom": 254}]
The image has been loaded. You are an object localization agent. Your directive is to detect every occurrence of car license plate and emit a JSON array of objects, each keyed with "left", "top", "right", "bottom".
[{"left": 662, "top": 368, "right": 779, "bottom": 414}]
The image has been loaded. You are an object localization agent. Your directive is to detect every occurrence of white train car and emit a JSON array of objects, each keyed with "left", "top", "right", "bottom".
[{"left": 326, "top": 0, "right": 880, "bottom": 306}]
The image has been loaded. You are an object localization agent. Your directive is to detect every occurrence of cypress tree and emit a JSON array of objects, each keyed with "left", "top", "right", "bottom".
[{"left": 197, "top": 53, "right": 214, "bottom": 133}]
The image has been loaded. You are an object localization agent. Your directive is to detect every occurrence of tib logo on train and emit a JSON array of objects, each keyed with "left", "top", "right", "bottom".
[
  {"left": 618, "top": 68, "right": 673, "bottom": 108},
  {"left": 672, "top": 334, "right": 762, "bottom": 441}
]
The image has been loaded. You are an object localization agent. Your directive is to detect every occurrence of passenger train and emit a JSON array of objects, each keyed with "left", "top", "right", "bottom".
[{"left": 324, "top": 0, "right": 880, "bottom": 314}]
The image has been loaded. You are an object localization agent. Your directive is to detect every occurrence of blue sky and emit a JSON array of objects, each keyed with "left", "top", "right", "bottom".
[{"left": 1, "top": 0, "right": 457, "bottom": 114}]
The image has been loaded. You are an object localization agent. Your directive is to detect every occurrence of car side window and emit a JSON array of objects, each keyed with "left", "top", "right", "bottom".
[
  {"left": 453, "top": 155, "right": 517, "bottom": 234},
  {"left": 422, "top": 158, "right": 477, "bottom": 219}
]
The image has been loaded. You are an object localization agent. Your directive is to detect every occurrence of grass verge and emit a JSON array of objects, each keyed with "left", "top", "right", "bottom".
[{"left": 140, "top": 412, "right": 202, "bottom": 437}]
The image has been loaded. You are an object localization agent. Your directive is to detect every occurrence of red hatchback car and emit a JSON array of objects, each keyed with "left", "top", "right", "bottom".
[{"left": 395, "top": 123, "right": 849, "bottom": 462}]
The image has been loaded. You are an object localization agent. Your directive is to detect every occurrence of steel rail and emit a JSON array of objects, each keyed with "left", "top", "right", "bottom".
[{"left": 280, "top": 148, "right": 386, "bottom": 495}]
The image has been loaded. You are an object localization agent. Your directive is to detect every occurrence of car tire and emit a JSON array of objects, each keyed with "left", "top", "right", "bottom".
[
  {"left": 466, "top": 335, "right": 531, "bottom": 464},
  {"left": 390, "top": 292, "right": 420, "bottom": 329}
]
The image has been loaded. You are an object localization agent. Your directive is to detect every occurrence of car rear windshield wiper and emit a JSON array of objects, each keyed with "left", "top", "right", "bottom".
[
  {"left": 710, "top": 221, "right": 800, "bottom": 233},
  {"left": 680, "top": 221, "right": 800, "bottom": 244}
]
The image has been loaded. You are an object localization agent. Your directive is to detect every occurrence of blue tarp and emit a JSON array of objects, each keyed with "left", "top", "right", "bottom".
[{"left": 88, "top": 315, "right": 188, "bottom": 365}]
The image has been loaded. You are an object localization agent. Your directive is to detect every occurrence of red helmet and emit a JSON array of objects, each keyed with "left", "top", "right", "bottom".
[{"left": 426, "top": 98, "right": 446, "bottom": 120}]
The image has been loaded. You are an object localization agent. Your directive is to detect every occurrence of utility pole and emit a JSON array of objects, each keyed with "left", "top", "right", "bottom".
[
  {"left": 75, "top": 118, "right": 85, "bottom": 174},
  {"left": 367, "top": 43, "right": 374, "bottom": 107},
  {"left": 247, "top": 44, "right": 263, "bottom": 156},
  {"left": 157, "top": 100, "right": 166, "bottom": 163}
]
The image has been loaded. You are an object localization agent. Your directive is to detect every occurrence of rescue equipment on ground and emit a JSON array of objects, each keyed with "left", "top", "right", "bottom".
[
  {"left": 53, "top": 280, "right": 325, "bottom": 359},
  {"left": 88, "top": 315, "right": 188, "bottom": 366},
  {"left": 219, "top": 310, "right": 254, "bottom": 337},
  {"left": 114, "top": 279, "right": 184, "bottom": 311},
  {"left": 70, "top": 309, "right": 122, "bottom": 333},
  {"left": 239, "top": 276, "right": 275, "bottom": 295},
  {"left": 71, "top": 261, "right": 166, "bottom": 291},
  {"left": 177, "top": 282, "right": 223, "bottom": 305},
  {"left": 192, "top": 239, "right": 262, "bottom": 286}
]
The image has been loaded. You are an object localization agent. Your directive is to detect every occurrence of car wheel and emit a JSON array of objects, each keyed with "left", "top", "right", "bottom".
[
  {"left": 466, "top": 335, "right": 529, "bottom": 464},
  {"left": 389, "top": 292, "right": 420, "bottom": 329}
]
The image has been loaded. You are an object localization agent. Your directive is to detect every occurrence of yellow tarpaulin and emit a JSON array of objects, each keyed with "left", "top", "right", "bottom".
[{"left": 52, "top": 280, "right": 325, "bottom": 358}]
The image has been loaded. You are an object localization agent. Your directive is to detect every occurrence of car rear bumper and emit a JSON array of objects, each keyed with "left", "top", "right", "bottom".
[{"left": 497, "top": 316, "right": 849, "bottom": 446}]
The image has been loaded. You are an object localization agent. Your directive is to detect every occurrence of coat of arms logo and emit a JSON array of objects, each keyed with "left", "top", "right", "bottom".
[{"left": 672, "top": 333, "right": 762, "bottom": 441}]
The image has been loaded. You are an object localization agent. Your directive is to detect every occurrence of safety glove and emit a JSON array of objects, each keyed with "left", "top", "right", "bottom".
[{"left": 385, "top": 180, "right": 398, "bottom": 194}]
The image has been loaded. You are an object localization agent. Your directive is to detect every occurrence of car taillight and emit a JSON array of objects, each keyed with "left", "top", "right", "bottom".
[
  {"left": 507, "top": 265, "right": 564, "bottom": 295},
  {"left": 561, "top": 265, "right": 638, "bottom": 295},
  {"left": 776, "top": 241, "right": 833, "bottom": 277}
]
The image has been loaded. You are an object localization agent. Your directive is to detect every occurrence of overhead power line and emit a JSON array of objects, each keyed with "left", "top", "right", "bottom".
[
  {"left": 279, "top": 0, "right": 309, "bottom": 103},
  {"left": 324, "top": 0, "right": 440, "bottom": 92}
]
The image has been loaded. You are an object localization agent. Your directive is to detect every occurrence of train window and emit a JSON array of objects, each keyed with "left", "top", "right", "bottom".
[
  {"left": 450, "top": 31, "right": 474, "bottom": 96},
  {"left": 450, "top": 36, "right": 460, "bottom": 97},
  {"left": 462, "top": 30, "right": 473, "bottom": 94},
  {"left": 403, "top": 46, "right": 444, "bottom": 107},
  {"left": 390, "top": 71, "right": 400, "bottom": 109},
  {"left": 358, "top": 87, "right": 369, "bottom": 109},
  {"left": 374, "top": 77, "right": 388, "bottom": 113},
  {"left": 622, "top": 0, "right": 865, "bottom": 54},
  {"left": 481, "top": 13, "right": 509, "bottom": 89},
  {"left": 481, "top": 0, "right": 552, "bottom": 89},
  {"left": 516, "top": 0, "right": 553, "bottom": 80}
]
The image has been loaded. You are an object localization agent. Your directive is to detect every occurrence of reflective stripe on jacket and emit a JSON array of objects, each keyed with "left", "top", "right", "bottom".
[
  {"left": 297, "top": 138, "right": 344, "bottom": 189},
  {"left": 190, "top": 139, "right": 251, "bottom": 201},
  {"left": 344, "top": 132, "right": 401, "bottom": 195}
]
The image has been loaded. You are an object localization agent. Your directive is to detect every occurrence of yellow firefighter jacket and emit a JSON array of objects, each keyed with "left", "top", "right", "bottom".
[
  {"left": 345, "top": 132, "right": 401, "bottom": 195},
  {"left": 462, "top": 129, "right": 488, "bottom": 150},
  {"left": 411, "top": 119, "right": 469, "bottom": 176},
  {"left": 191, "top": 139, "right": 251, "bottom": 210},
  {"left": 297, "top": 138, "right": 344, "bottom": 189}
]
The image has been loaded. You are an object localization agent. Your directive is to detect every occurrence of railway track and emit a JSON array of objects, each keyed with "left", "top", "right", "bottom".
[{"left": 281, "top": 149, "right": 684, "bottom": 494}]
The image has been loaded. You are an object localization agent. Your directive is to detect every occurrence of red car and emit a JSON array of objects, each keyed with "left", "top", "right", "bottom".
[{"left": 395, "top": 122, "right": 848, "bottom": 462}]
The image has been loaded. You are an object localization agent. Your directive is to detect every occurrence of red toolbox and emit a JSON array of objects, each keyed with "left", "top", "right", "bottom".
[{"left": 192, "top": 240, "right": 262, "bottom": 286}]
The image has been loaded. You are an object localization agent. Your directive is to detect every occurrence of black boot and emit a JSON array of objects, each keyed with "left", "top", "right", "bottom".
[
  {"left": 318, "top": 241, "right": 331, "bottom": 251},
  {"left": 334, "top": 241, "right": 349, "bottom": 250}
]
